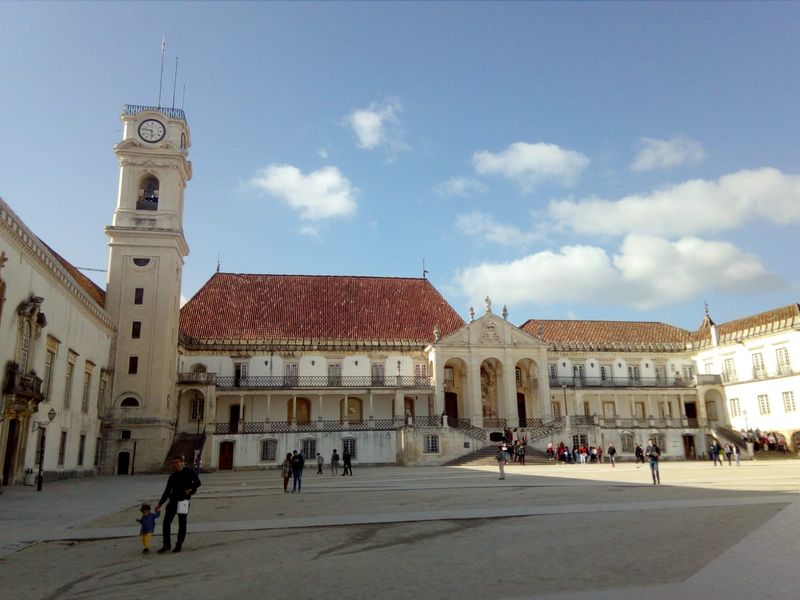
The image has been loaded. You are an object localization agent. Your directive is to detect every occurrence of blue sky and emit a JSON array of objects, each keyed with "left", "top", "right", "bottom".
[{"left": 1, "top": 2, "right": 798, "bottom": 330}]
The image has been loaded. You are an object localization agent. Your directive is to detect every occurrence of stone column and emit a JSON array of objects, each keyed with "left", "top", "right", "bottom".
[
  {"left": 393, "top": 390, "right": 404, "bottom": 426},
  {"left": 469, "top": 358, "right": 483, "bottom": 427},
  {"left": 318, "top": 394, "right": 323, "bottom": 421},
  {"left": 538, "top": 360, "right": 551, "bottom": 421},
  {"left": 433, "top": 356, "right": 445, "bottom": 417},
  {"left": 503, "top": 357, "right": 518, "bottom": 428},
  {"left": 292, "top": 395, "right": 297, "bottom": 425},
  {"left": 369, "top": 391, "right": 374, "bottom": 419}
]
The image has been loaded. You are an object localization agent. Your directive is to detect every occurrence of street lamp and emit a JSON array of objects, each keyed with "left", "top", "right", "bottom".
[{"left": 37, "top": 408, "right": 57, "bottom": 491}]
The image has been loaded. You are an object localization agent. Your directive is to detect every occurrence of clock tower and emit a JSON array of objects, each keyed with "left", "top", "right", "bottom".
[{"left": 103, "top": 105, "right": 192, "bottom": 473}]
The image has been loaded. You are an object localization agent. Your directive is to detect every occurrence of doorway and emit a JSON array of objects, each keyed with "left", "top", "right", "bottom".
[
  {"left": 230, "top": 405, "right": 241, "bottom": 433},
  {"left": 517, "top": 393, "right": 527, "bottom": 426},
  {"left": 2, "top": 419, "right": 20, "bottom": 485},
  {"left": 685, "top": 402, "right": 698, "bottom": 425},
  {"left": 219, "top": 441, "right": 234, "bottom": 470},
  {"left": 117, "top": 451, "right": 130, "bottom": 475},
  {"left": 445, "top": 392, "right": 458, "bottom": 419},
  {"left": 682, "top": 434, "right": 696, "bottom": 459}
]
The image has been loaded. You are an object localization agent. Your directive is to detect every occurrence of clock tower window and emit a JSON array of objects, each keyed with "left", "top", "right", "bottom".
[{"left": 136, "top": 176, "right": 159, "bottom": 211}]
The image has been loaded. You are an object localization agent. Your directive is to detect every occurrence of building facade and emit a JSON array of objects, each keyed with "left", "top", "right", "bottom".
[{"left": 2, "top": 103, "right": 799, "bottom": 485}]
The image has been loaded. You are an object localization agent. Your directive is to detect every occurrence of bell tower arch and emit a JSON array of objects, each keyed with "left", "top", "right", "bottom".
[{"left": 103, "top": 105, "right": 192, "bottom": 472}]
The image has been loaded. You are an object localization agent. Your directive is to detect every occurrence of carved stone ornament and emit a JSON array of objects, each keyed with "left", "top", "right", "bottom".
[{"left": 480, "top": 322, "right": 501, "bottom": 344}]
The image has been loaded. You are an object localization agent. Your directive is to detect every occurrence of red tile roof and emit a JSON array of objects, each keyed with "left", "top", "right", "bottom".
[
  {"left": 179, "top": 273, "right": 464, "bottom": 344},
  {"left": 696, "top": 303, "right": 800, "bottom": 346},
  {"left": 38, "top": 239, "right": 106, "bottom": 307},
  {"left": 519, "top": 319, "right": 692, "bottom": 351}
]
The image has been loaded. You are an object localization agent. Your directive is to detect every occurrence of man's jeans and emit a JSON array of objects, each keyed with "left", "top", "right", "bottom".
[
  {"left": 162, "top": 501, "right": 187, "bottom": 548},
  {"left": 649, "top": 459, "right": 660, "bottom": 483},
  {"left": 293, "top": 470, "right": 303, "bottom": 491}
]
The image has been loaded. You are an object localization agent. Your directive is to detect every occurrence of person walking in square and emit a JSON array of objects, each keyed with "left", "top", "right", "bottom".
[
  {"left": 136, "top": 503, "right": 160, "bottom": 554},
  {"left": 156, "top": 456, "right": 201, "bottom": 554},
  {"left": 281, "top": 452, "right": 292, "bottom": 492},
  {"left": 646, "top": 439, "right": 661, "bottom": 485},
  {"left": 342, "top": 448, "right": 353, "bottom": 476},
  {"left": 316, "top": 452, "right": 324, "bottom": 475},
  {"left": 496, "top": 444, "right": 508, "bottom": 479},
  {"left": 331, "top": 449, "right": 340, "bottom": 475},
  {"left": 607, "top": 442, "right": 617, "bottom": 468},
  {"left": 291, "top": 450, "right": 305, "bottom": 492},
  {"left": 635, "top": 443, "right": 645, "bottom": 467}
]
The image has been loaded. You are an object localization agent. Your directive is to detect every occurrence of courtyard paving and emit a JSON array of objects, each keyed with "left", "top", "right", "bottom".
[{"left": 1, "top": 460, "right": 798, "bottom": 599}]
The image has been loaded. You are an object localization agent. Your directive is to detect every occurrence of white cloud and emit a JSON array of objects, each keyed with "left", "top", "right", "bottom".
[
  {"left": 455, "top": 211, "right": 539, "bottom": 247},
  {"left": 454, "top": 234, "right": 781, "bottom": 310},
  {"left": 344, "top": 99, "right": 406, "bottom": 151},
  {"left": 472, "top": 142, "right": 589, "bottom": 190},
  {"left": 299, "top": 224, "right": 321, "bottom": 240},
  {"left": 631, "top": 136, "right": 706, "bottom": 172},
  {"left": 435, "top": 176, "right": 488, "bottom": 197},
  {"left": 549, "top": 168, "right": 800, "bottom": 237},
  {"left": 250, "top": 164, "right": 357, "bottom": 220},
  {"left": 317, "top": 147, "right": 330, "bottom": 159}
]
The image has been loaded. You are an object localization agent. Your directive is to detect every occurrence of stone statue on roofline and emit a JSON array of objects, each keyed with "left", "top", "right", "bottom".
[
  {"left": 433, "top": 324, "right": 441, "bottom": 341},
  {"left": 468, "top": 306, "right": 475, "bottom": 322},
  {"left": 485, "top": 295, "right": 492, "bottom": 313}
]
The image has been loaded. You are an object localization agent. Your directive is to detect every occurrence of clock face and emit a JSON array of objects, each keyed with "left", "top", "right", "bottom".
[{"left": 138, "top": 119, "right": 166, "bottom": 143}]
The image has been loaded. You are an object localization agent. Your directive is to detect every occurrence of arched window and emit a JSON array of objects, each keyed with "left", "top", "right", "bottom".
[
  {"left": 120, "top": 397, "right": 139, "bottom": 407},
  {"left": 191, "top": 363, "right": 207, "bottom": 374},
  {"left": 137, "top": 176, "right": 159, "bottom": 210},
  {"left": 620, "top": 432, "right": 635, "bottom": 453},
  {"left": 651, "top": 433, "right": 665, "bottom": 452}
]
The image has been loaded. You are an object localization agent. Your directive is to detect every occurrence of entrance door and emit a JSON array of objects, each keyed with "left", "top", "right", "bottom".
[
  {"left": 445, "top": 392, "right": 458, "bottom": 419},
  {"left": 230, "top": 405, "right": 241, "bottom": 433},
  {"left": 2, "top": 419, "right": 20, "bottom": 485},
  {"left": 219, "top": 441, "right": 234, "bottom": 470},
  {"left": 117, "top": 451, "right": 130, "bottom": 475},
  {"left": 517, "top": 393, "right": 527, "bottom": 426},
  {"left": 682, "top": 435, "right": 695, "bottom": 460}
]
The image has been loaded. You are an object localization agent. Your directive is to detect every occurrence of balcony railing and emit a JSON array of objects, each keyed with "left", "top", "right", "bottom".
[
  {"left": 214, "top": 375, "right": 432, "bottom": 389},
  {"left": 550, "top": 376, "right": 692, "bottom": 389},
  {"left": 3, "top": 362, "right": 44, "bottom": 400},
  {"left": 123, "top": 104, "right": 186, "bottom": 121},
  {"left": 213, "top": 419, "right": 397, "bottom": 434},
  {"left": 720, "top": 367, "right": 794, "bottom": 385}
]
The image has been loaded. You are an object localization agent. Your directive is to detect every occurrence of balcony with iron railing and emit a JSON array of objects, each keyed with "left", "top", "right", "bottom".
[
  {"left": 213, "top": 375, "right": 433, "bottom": 390},
  {"left": 720, "top": 367, "right": 794, "bottom": 385},
  {"left": 177, "top": 372, "right": 217, "bottom": 385},
  {"left": 3, "top": 361, "right": 44, "bottom": 401},
  {"left": 123, "top": 104, "right": 186, "bottom": 121},
  {"left": 549, "top": 376, "right": 694, "bottom": 389},
  {"left": 213, "top": 418, "right": 397, "bottom": 434}
]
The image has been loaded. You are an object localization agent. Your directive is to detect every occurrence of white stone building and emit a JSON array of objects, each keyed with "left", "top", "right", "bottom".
[{"left": 2, "top": 102, "right": 798, "bottom": 484}]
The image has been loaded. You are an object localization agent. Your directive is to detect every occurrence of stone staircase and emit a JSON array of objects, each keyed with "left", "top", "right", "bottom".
[
  {"left": 445, "top": 444, "right": 552, "bottom": 466},
  {"left": 160, "top": 433, "right": 205, "bottom": 473}
]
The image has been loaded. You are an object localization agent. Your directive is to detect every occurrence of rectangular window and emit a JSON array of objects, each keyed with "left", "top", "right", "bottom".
[
  {"left": 234, "top": 362, "right": 248, "bottom": 385},
  {"left": 621, "top": 434, "right": 635, "bottom": 453},
  {"left": 78, "top": 434, "right": 86, "bottom": 466},
  {"left": 682, "top": 365, "right": 694, "bottom": 380},
  {"left": 724, "top": 358, "right": 737, "bottom": 383},
  {"left": 302, "top": 439, "right": 317, "bottom": 459},
  {"left": 758, "top": 394, "right": 770, "bottom": 415},
  {"left": 133, "top": 288, "right": 144, "bottom": 305},
  {"left": 515, "top": 368, "right": 522, "bottom": 386},
  {"left": 704, "top": 362, "right": 714, "bottom": 375},
  {"left": 655, "top": 365, "right": 666, "bottom": 381},
  {"left": 583, "top": 401, "right": 590, "bottom": 416},
  {"left": 628, "top": 366, "right": 640, "bottom": 382},
  {"left": 94, "top": 437, "right": 101, "bottom": 466},
  {"left": 97, "top": 376, "right": 107, "bottom": 411},
  {"left": 783, "top": 391, "right": 796, "bottom": 413},
  {"left": 572, "top": 434, "right": 588, "bottom": 448},
  {"left": 285, "top": 362, "right": 298, "bottom": 386},
  {"left": 549, "top": 364, "right": 557, "bottom": 381},
  {"left": 81, "top": 371, "right": 92, "bottom": 413},
  {"left": 43, "top": 349, "right": 55, "bottom": 399},
  {"left": 191, "top": 398, "right": 204, "bottom": 421},
  {"left": 372, "top": 363, "right": 386, "bottom": 386},
  {"left": 328, "top": 362, "right": 342, "bottom": 386},
  {"left": 424, "top": 434, "right": 440, "bottom": 454},
  {"left": 600, "top": 365, "right": 612, "bottom": 381},
  {"left": 343, "top": 438, "right": 356, "bottom": 459},
  {"left": 635, "top": 402, "right": 646, "bottom": 420},
  {"left": 415, "top": 363, "right": 428, "bottom": 384},
  {"left": 603, "top": 402, "right": 615, "bottom": 419},
  {"left": 18, "top": 321, "right": 31, "bottom": 373},
  {"left": 131, "top": 321, "right": 141, "bottom": 339},
  {"left": 64, "top": 360, "right": 75, "bottom": 409},
  {"left": 776, "top": 348, "right": 791, "bottom": 375},
  {"left": 128, "top": 356, "right": 138, "bottom": 375},
  {"left": 752, "top": 353, "right": 766, "bottom": 379},
  {"left": 729, "top": 397, "right": 741, "bottom": 417},
  {"left": 58, "top": 431, "right": 68, "bottom": 466},
  {"left": 551, "top": 401, "right": 561, "bottom": 419},
  {"left": 261, "top": 439, "right": 276, "bottom": 462}
]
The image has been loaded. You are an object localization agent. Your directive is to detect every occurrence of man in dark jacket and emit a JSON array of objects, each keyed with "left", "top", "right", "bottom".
[{"left": 155, "top": 456, "right": 201, "bottom": 553}]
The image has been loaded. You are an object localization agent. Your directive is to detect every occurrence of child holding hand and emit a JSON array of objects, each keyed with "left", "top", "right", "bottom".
[{"left": 137, "top": 503, "right": 161, "bottom": 554}]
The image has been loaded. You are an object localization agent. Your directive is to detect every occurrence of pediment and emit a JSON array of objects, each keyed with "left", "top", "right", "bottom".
[{"left": 434, "top": 312, "right": 547, "bottom": 349}]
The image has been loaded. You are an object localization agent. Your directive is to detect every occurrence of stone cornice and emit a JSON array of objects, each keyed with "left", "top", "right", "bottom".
[
  {"left": 178, "top": 336, "right": 429, "bottom": 354},
  {"left": 0, "top": 197, "right": 115, "bottom": 331}
]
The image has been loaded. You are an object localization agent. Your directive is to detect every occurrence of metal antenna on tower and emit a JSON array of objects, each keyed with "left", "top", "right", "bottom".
[
  {"left": 181, "top": 84, "right": 186, "bottom": 110},
  {"left": 216, "top": 252, "right": 221, "bottom": 273},
  {"left": 171, "top": 56, "right": 179, "bottom": 109},
  {"left": 422, "top": 258, "right": 429, "bottom": 279},
  {"left": 157, "top": 36, "right": 166, "bottom": 107}
]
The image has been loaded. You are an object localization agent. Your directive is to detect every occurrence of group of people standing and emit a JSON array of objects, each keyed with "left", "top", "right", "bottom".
[
  {"left": 708, "top": 440, "right": 741, "bottom": 466},
  {"left": 281, "top": 448, "right": 353, "bottom": 492}
]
